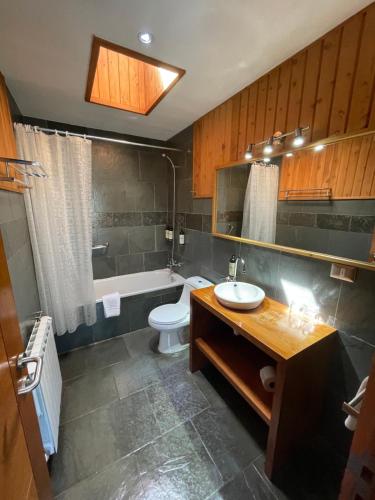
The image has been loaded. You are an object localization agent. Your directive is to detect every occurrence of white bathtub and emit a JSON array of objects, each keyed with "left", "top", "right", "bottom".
[{"left": 94, "top": 268, "right": 185, "bottom": 302}]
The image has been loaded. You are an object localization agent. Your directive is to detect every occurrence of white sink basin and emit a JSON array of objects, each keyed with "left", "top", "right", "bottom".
[{"left": 214, "top": 281, "right": 265, "bottom": 310}]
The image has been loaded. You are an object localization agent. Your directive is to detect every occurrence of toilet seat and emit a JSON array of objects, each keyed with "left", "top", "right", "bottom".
[{"left": 149, "top": 303, "right": 189, "bottom": 325}]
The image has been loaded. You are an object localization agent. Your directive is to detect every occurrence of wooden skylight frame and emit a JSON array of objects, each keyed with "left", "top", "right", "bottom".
[{"left": 85, "top": 36, "right": 185, "bottom": 115}]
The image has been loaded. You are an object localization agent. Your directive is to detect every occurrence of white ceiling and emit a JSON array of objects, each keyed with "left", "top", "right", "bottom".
[{"left": 0, "top": 0, "right": 372, "bottom": 141}]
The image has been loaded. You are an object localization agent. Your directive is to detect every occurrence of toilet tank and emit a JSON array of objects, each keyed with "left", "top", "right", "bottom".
[{"left": 178, "top": 276, "right": 213, "bottom": 306}]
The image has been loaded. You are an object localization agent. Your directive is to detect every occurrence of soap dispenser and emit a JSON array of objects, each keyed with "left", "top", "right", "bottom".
[{"left": 228, "top": 255, "right": 237, "bottom": 280}]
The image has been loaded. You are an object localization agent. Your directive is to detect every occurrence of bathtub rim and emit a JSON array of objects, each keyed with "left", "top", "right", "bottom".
[{"left": 94, "top": 268, "right": 185, "bottom": 303}]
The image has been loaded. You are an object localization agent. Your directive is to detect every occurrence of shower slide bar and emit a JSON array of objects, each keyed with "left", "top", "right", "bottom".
[{"left": 34, "top": 126, "right": 183, "bottom": 152}]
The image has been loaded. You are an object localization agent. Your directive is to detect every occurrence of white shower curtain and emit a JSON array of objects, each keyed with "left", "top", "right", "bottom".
[
  {"left": 15, "top": 124, "right": 96, "bottom": 335},
  {"left": 241, "top": 163, "right": 279, "bottom": 243}
]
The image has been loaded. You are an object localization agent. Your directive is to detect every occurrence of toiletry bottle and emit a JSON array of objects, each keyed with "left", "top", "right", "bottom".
[
  {"left": 229, "top": 255, "right": 236, "bottom": 279},
  {"left": 165, "top": 225, "right": 169, "bottom": 240},
  {"left": 179, "top": 228, "right": 185, "bottom": 245}
]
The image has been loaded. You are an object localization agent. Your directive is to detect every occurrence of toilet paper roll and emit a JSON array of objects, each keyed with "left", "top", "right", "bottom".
[{"left": 260, "top": 366, "right": 276, "bottom": 392}]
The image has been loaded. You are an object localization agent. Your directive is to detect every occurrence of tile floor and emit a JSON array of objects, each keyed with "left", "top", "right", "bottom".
[{"left": 52, "top": 328, "right": 343, "bottom": 499}]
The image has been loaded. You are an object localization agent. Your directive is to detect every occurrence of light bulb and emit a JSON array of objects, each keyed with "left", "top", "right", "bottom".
[
  {"left": 263, "top": 157, "right": 271, "bottom": 163},
  {"left": 244, "top": 144, "right": 253, "bottom": 160},
  {"left": 314, "top": 144, "right": 325, "bottom": 152},
  {"left": 293, "top": 127, "right": 305, "bottom": 147},
  {"left": 285, "top": 152, "right": 294, "bottom": 157},
  {"left": 263, "top": 137, "right": 274, "bottom": 155}
]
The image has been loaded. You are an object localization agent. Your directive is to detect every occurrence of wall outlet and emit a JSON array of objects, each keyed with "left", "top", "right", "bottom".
[{"left": 330, "top": 263, "right": 357, "bottom": 283}]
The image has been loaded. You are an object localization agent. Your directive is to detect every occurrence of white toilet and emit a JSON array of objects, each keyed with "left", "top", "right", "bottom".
[{"left": 148, "top": 276, "right": 213, "bottom": 354}]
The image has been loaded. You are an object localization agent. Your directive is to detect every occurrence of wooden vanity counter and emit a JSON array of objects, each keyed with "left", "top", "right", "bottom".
[{"left": 190, "top": 285, "right": 337, "bottom": 480}]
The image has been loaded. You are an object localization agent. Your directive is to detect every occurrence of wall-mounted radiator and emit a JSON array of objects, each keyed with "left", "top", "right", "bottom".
[{"left": 26, "top": 315, "right": 62, "bottom": 457}]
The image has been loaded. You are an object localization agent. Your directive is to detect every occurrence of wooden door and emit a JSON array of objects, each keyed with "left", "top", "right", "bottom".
[
  {"left": 0, "top": 327, "right": 38, "bottom": 499},
  {"left": 0, "top": 232, "right": 51, "bottom": 499},
  {"left": 340, "top": 355, "right": 375, "bottom": 499}
]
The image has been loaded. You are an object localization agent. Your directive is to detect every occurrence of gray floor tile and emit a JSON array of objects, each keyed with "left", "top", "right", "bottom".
[
  {"left": 59, "top": 337, "right": 130, "bottom": 380},
  {"left": 209, "top": 473, "right": 253, "bottom": 499},
  {"left": 191, "top": 370, "right": 228, "bottom": 410},
  {"left": 250, "top": 455, "right": 289, "bottom": 500},
  {"left": 112, "top": 355, "right": 162, "bottom": 399},
  {"left": 192, "top": 406, "right": 266, "bottom": 482},
  {"left": 146, "top": 373, "right": 209, "bottom": 433},
  {"left": 244, "top": 462, "right": 278, "bottom": 500},
  {"left": 60, "top": 366, "right": 119, "bottom": 424},
  {"left": 157, "top": 353, "right": 190, "bottom": 382},
  {"left": 136, "top": 421, "right": 223, "bottom": 500},
  {"left": 124, "top": 327, "right": 159, "bottom": 358},
  {"left": 52, "top": 391, "right": 160, "bottom": 494},
  {"left": 56, "top": 453, "right": 144, "bottom": 500}
]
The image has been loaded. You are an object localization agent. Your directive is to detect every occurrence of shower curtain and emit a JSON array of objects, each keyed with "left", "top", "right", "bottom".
[
  {"left": 241, "top": 162, "right": 279, "bottom": 243},
  {"left": 15, "top": 124, "right": 96, "bottom": 335}
]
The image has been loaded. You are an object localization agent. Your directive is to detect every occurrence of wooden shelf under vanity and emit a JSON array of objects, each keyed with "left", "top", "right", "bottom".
[{"left": 190, "top": 286, "right": 337, "bottom": 480}]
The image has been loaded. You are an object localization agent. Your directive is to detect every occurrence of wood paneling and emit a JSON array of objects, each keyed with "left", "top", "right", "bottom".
[
  {"left": 278, "top": 133, "right": 375, "bottom": 200},
  {"left": 86, "top": 36, "right": 185, "bottom": 116},
  {"left": 0, "top": 73, "right": 22, "bottom": 193},
  {"left": 193, "top": 3, "right": 375, "bottom": 197}
]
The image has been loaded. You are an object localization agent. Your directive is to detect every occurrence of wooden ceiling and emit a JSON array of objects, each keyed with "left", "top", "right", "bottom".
[{"left": 86, "top": 37, "right": 185, "bottom": 115}]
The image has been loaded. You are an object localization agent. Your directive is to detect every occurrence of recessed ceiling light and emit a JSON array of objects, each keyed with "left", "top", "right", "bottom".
[
  {"left": 138, "top": 32, "right": 153, "bottom": 45},
  {"left": 314, "top": 144, "right": 325, "bottom": 152}
]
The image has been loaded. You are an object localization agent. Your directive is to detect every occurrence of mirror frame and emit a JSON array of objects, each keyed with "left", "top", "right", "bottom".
[{"left": 212, "top": 129, "right": 375, "bottom": 272}]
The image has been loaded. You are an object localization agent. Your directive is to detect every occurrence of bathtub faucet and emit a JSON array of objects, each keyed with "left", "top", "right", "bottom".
[{"left": 167, "top": 257, "right": 182, "bottom": 270}]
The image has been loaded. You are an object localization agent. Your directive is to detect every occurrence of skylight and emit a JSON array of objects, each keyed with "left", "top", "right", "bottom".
[{"left": 85, "top": 37, "right": 185, "bottom": 115}]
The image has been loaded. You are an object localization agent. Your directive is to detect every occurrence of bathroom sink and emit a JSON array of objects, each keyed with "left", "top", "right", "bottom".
[{"left": 214, "top": 282, "right": 265, "bottom": 310}]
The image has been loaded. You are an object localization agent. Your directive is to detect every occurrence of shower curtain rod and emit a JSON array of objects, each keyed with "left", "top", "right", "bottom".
[{"left": 34, "top": 126, "right": 183, "bottom": 152}]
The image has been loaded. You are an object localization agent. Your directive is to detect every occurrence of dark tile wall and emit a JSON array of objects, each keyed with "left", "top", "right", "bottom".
[
  {"left": 171, "top": 125, "right": 375, "bottom": 464},
  {"left": 276, "top": 200, "right": 375, "bottom": 261},
  {"left": 55, "top": 286, "right": 183, "bottom": 353},
  {"left": 0, "top": 190, "right": 40, "bottom": 344},
  {"left": 91, "top": 141, "right": 172, "bottom": 278}
]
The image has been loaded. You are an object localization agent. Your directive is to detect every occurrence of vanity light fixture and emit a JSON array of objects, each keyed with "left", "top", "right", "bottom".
[
  {"left": 138, "top": 31, "right": 154, "bottom": 45},
  {"left": 244, "top": 144, "right": 254, "bottom": 160},
  {"left": 263, "top": 137, "right": 274, "bottom": 155},
  {"left": 292, "top": 127, "right": 305, "bottom": 147},
  {"left": 314, "top": 144, "right": 325, "bottom": 152}
]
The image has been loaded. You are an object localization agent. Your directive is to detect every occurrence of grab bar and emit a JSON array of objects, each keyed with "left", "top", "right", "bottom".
[{"left": 92, "top": 242, "right": 109, "bottom": 256}]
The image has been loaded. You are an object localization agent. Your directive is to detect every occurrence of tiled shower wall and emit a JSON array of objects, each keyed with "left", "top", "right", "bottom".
[
  {"left": 171, "top": 125, "right": 375, "bottom": 463},
  {"left": 91, "top": 141, "right": 171, "bottom": 279}
]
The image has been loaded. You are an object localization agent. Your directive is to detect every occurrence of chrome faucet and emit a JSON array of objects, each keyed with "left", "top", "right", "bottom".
[
  {"left": 227, "top": 257, "right": 246, "bottom": 281},
  {"left": 167, "top": 257, "right": 182, "bottom": 270}
]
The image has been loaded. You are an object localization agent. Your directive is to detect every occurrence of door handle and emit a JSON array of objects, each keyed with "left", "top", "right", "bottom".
[{"left": 16, "top": 354, "right": 43, "bottom": 395}]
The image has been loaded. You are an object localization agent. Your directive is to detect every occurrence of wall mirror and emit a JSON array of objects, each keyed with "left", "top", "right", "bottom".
[{"left": 213, "top": 131, "right": 375, "bottom": 270}]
